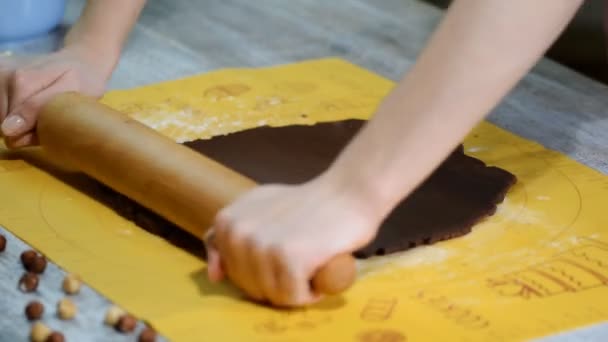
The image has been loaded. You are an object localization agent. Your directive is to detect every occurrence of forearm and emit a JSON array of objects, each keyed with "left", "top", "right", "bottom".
[
  {"left": 64, "top": 0, "right": 147, "bottom": 76},
  {"left": 324, "top": 0, "right": 582, "bottom": 219}
]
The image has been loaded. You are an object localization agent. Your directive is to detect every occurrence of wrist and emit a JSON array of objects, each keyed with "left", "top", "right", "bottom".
[
  {"left": 63, "top": 39, "right": 119, "bottom": 80},
  {"left": 316, "top": 165, "right": 398, "bottom": 228}
]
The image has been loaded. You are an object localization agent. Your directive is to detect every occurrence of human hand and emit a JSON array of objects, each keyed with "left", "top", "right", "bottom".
[
  {"left": 0, "top": 46, "right": 110, "bottom": 148},
  {"left": 205, "top": 176, "right": 384, "bottom": 307}
]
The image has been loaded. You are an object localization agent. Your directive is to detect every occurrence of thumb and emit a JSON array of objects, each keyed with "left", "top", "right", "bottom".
[
  {"left": 1, "top": 112, "right": 28, "bottom": 137},
  {"left": 2, "top": 79, "right": 73, "bottom": 137}
]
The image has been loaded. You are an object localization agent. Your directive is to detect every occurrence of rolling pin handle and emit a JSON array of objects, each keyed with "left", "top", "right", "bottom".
[{"left": 311, "top": 253, "right": 356, "bottom": 295}]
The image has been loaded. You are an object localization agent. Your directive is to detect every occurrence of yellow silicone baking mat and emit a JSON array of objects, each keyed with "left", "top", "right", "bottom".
[{"left": 1, "top": 58, "right": 607, "bottom": 341}]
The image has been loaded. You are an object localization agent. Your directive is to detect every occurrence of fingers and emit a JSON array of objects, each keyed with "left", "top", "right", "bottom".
[
  {"left": 208, "top": 186, "right": 328, "bottom": 307},
  {"left": 215, "top": 218, "right": 265, "bottom": 302},
  {"left": 0, "top": 78, "right": 8, "bottom": 124},
  {"left": 4, "top": 132, "right": 37, "bottom": 149},
  {"left": 212, "top": 217, "right": 317, "bottom": 306},
  {"left": 255, "top": 246, "right": 278, "bottom": 304},
  {"left": 0, "top": 68, "right": 12, "bottom": 132},
  {"left": 272, "top": 247, "right": 317, "bottom": 307},
  {"left": 0, "top": 57, "right": 65, "bottom": 140},
  {"left": 206, "top": 247, "right": 225, "bottom": 282},
  {"left": 204, "top": 229, "right": 225, "bottom": 282},
  {"left": 8, "top": 67, "right": 63, "bottom": 112},
  {"left": 3, "top": 66, "right": 59, "bottom": 136},
  {"left": 241, "top": 239, "right": 265, "bottom": 301}
]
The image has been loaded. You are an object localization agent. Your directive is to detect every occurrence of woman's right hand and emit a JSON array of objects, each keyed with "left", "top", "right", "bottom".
[{"left": 0, "top": 46, "right": 111, "bottom": 148}]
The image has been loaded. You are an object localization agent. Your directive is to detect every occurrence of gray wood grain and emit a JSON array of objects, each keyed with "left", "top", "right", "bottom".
[{"left": 1, "top": 0, "right": 607, "bottom": 340}]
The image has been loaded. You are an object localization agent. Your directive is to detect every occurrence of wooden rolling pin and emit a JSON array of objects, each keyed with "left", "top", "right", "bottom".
[{"left": 36, "top": 92, "right": 356, "bottom": 296}]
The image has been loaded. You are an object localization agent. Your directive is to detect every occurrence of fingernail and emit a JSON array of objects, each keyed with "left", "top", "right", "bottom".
[{"left": 1, "top": 115, "right": 25, "bottom": 136}]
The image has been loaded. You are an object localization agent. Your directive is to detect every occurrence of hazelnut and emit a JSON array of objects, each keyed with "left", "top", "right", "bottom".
[
  {"left": 115, "top": 314, "right": 137, "bottom": 333},
  {"left": 138, "top": 327, "right": 157, "bottom": 342},
  {"left": 21, "top": 251, "right": 47, "bottom": 274},
  {"left": 25, "top": 301, "right": 44, "bottom": 320},
  {"left": 45, "top": 332, "right": 65, "bottom": 342},
  {"left": 19, "top": 272, "right": 39, "bottom": 293},
  {"left": 0, "top": 234, "right": 6, "bottom": 252},
  {"left": 104, "top": 305, "right": 125, "bottom": 326},
  {"left": 29, "top": 255, "right": 47, "bottom": 274},
  {"left": 62, "top": 274, "right": 82, "bottom": 295},
  {"left": 30, "top": 322, "right": 51, "bottom": 342},
  {"left": 57, "top": 298, "right": 77, "bottom": 320},
  {"left": 21, "top": 250, "right": 37, "bottom": 267}
]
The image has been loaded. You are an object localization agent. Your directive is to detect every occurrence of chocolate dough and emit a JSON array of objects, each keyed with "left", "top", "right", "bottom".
[{"left": 96, "top": 120, "right": 516, "bottom": 259}]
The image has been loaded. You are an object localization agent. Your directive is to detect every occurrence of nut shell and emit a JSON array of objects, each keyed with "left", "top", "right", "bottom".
[
  {"left": 21, "top": 251, "right": 47, "bottom": 274},
  {"left": 21, "top": 250, "right": 37, "bottom": 267},
  {"left": 45, "top": 332, "right": 65, "bottom": 342},
  {"left": 138, "top": 327, "right": 157, "bottom": 342},
  {"left": 116, "top": 314, "right": 137, "bottom": 333},
  {"left": 25, "top": 301, "right": 44, "bottom": 320},
  {"left": 29, "top": 256, "right": 47, "bottom": 274},
  {"left": 19, "top": 272, "right": 39, "bottom": 293},
  {"left": 0, "top": 234, "right": 6, "bottom": 252}
]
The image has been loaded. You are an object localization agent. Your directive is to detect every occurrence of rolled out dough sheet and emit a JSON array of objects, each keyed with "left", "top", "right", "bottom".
[
  {"left": 0, "top": 58, "right": 607, "bottom": 341},
  {"left": 95, "top": 119, "right": 515, "bottom": 259}
]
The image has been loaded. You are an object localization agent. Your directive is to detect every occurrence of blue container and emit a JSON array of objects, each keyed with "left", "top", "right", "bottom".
[{"left": 0, "top": 0, "right": 66, "bottom": 42}]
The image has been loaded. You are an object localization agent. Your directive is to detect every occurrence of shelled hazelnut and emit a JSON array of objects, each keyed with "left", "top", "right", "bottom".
[
  {"left": 30, "top": 322, "right": 51, "bottom": 342},
  {"left": 57, "top": 298, "right": 77, "bottom": 320},
  {"left": 62, "top": 274, "right": 82, "bottom": 295},
  {"left": 104, "top": 305, "right": 125, "bottom": 326}
]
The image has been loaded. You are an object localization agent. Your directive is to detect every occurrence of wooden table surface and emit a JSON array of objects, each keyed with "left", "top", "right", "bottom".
[{"left": 1, "top": 0, "right": 607, "bottom": 340}]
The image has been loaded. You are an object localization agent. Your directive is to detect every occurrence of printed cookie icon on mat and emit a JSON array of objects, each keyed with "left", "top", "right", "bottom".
[
  {"left": 254, "top": 311, "right": 332, "bottom": 335},
  {"left": 488, "top": 237, "right": 608, "bottom": 299},
  {"left": 359, "top": 297, "right": 398, "bottom": 322},
  {"left": 356, "top": 329, "right": 407, "bottom": 342}
]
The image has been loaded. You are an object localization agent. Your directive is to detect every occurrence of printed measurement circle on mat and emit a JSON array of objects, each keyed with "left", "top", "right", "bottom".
[
  {"left": 0, "top": 159, "right": 31, "bottom": 172},
  {"left": 357, "top": 137, "right": 583, "bottom": 288},
  {"left": 38, "top": 178, "right": 157, "bottom": 267}
]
